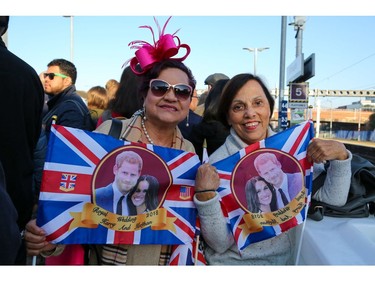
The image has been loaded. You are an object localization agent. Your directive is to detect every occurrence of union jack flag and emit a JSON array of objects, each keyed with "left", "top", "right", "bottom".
[
  {"left": 60, "top": 173, "right": 77, "bottom": 191},
  {"left": 169, "top": 218, "right": 206, "bottom": 265},
  {"left": 36, "top": 125, "right": 201, "bottom": 248},
  {"left": 211, "top": 120, "right": 314, "bottom": 251}
]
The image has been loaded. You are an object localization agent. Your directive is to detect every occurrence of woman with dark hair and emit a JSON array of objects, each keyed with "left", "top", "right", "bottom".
[
  {"left": 96, "top": 65, "right": 142, "bottom": 127},
  {"left": 25, "top": 17, "right": 197, "bottom": 265},
  {"left": 94, "top": 58, "right": 196, "bottom": 265},
  {"left": 189, "top": 78, "right": 230, "bottom": 161},
  {"left": 127, "top": 175, "right": 159, "bottom": 215},
  {"left": 245, "top": 176, "right": 277, "bottom": 213},
  {"left": 194, "top": 73, "right": 352, "bottom": 265}
]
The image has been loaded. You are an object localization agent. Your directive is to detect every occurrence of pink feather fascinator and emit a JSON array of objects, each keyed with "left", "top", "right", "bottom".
[{"left": 124, "top": 16, "right": 191, "bottom": 75}]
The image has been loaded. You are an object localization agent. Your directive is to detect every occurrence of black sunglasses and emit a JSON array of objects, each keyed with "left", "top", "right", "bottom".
[
  {"left": 43, "top": 72, "right": 68, "bottom": 80},
  {"left": 149, "top": 79, "right": 193, "bottom": 101}
]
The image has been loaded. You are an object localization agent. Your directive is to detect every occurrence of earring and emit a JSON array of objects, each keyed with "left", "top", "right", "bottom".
[
  {"left": 143, "top": 106, "right": 147, "bottom": 121},
  {"left": 185, "top": 113, "right": 189, "bottom": 127}
]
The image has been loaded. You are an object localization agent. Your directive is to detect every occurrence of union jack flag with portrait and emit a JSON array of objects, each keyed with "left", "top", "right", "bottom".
[
  {"left": 211, "top": 120, "right": 315, "bottom": 251},
  {"left": 36, "top": 125, "right": 201, "bottom": 254}
]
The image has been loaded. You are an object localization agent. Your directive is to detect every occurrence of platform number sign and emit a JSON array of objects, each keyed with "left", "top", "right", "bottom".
[
  {"left": 280, "top": 100, "right": 288, "bottom": 128},
  {"left": 289, "top": 82, "right": 309, "bottom": 109}
]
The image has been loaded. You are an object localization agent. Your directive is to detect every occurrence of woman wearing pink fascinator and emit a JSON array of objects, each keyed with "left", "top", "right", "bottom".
[
  {"left": 126, "top": 16, "right": 191, "bottom": 75},
  {"left": 24, "top": 16, "right": 201, "bottom": 265}
]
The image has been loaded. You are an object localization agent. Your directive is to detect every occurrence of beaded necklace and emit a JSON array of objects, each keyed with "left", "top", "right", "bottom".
[{"left": 141, "top": 118, "right": 154, "bottom": 145}]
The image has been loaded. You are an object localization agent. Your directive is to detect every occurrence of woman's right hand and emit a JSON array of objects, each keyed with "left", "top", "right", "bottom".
[
  {"left": 24, "top": 219, "right": 56, "bottom": 256},
  {"left": 194, "top": 163, "right": 220, "bottom": 201}
]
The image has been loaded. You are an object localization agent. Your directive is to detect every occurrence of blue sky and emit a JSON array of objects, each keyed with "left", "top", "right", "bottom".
[{"left": 3, "top": 2, "right": 375, "bottom": 109}]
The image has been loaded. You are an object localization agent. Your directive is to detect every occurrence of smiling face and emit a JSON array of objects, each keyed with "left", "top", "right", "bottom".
[
  {"left": 257, "top": 160, "right": 284, "bottom": 188},
  {"left": 255, "top": 180, "right": 273, "bottom": 206},
  {"left": 227, "top": 80, "right": 271, "bottom": 145},
  {"left": 131, "top": 180, "right": 149, "bottom": 207},
  {"left": 114, "top": 161, "right": 141, "bottom": 195},
  {"left": 144, "top": 67, "right": 191, "bottom": 127}
]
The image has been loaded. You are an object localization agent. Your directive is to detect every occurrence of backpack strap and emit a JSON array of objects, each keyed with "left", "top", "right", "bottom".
[
  {"left": 101, "top": 110, "right": 112, "bottom": 122},
  {"left": 108, "top": 118, "right": 123, "bottom": 139},
  {"left": 308, "top": 162, "right": 330, "bottom": 221},
  {"left": 64, "top": 99, "right": 86, "bottom": 116}
]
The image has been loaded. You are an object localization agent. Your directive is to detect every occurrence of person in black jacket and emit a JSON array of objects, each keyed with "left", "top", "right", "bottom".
[
  {"left": 42, "top": 58, "right": 94, "bottom": 138},
  {"left": 190, "top": 79, "right": 230, "bottom": 161},
  {"left": 0, "top": 16, "right": 44, "bottom": 264},
  {"left": 32, "top": 58, "right": 94, "bottom": 216},
  {"left": 33, "top": 59, "right": 94, "bottom": 204},
  {"left": 178, "top": 109, "right": 202, "bottom": 142},
  {"left": 26, "top": 58, "right": 94, "bottom": 264},
  {"left": 0, "top": 160, "right": 22, "bottom": 265}
]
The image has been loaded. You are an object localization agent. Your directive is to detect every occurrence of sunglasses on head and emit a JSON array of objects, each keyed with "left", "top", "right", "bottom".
[
  {"left": 43, "top": 72, "right": 68, "bottom": 80},
  {"left": 149, "top": 79, "right": 192, "bottom": 101}
]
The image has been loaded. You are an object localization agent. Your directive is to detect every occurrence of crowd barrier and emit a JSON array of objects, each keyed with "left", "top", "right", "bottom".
[{"left": 335, "top": 130, "right": 375, "bottom": 142}]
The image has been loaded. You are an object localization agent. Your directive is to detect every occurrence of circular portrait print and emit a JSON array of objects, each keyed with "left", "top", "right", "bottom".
[
  {"left": 92, "top": 145, "right": 172, "bottom": 216},
  {"left": 231, "top": 148, "right": 304, "bottom": 214}
]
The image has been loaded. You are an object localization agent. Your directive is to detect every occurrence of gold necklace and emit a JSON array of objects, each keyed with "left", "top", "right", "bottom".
[{"left": 141, "top": 118, "right": 154, "bottom": 145}]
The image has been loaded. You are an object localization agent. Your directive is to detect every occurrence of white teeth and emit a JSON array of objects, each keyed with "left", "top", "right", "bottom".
[{"left": 245, "top": 122, "right": 258, "bottom": 127}]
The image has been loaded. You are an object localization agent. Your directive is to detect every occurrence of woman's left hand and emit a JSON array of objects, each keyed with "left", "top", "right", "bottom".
[{"left": 307, "top": 138, "right": 349, "bottom": 164}]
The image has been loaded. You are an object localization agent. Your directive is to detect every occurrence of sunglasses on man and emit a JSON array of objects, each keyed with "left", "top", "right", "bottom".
[
  {"left": 43, "top": 72, "right": 68, "bottom": 80},
  {"left": 149, "top": 79, "right": 193, "bottom": 101}
]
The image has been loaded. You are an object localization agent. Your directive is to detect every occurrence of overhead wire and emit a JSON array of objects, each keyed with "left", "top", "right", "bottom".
[{"left": 313, "top": 53, "right": 375, "bottom": 88}]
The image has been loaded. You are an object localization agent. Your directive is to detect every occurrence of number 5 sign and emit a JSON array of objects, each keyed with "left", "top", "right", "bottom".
[{"left": 289, "top": 82, "right": 308, "bottom": 102}]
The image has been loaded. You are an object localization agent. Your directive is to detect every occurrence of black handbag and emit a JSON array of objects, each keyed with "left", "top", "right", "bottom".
[{"left": 308, "top": 154, "right": 375, "bottom": 221}]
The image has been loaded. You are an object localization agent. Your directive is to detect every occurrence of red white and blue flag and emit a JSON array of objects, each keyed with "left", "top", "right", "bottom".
[
  {"left": 36, "top": 125, "right": 201, "bottom": 248},
  {"left": 211, "top": 120, "right": 314, "bottom": 251},
  {"left": 169, "top": 218, "right": 206, "bottom": 265}
]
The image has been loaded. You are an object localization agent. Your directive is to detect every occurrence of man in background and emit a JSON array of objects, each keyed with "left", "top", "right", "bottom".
[
  {"left": 194, "top": 73, "right": 229, "bottom": 116},
  {"left": 41, "top": 58, "right": 94, "bottom": 138}
]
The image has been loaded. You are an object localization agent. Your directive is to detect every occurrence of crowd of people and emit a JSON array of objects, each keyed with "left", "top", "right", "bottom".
[{"left": 1, "top": 16, "right": 353, "bottom": 266}]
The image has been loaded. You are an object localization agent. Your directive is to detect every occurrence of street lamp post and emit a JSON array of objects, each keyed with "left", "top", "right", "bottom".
[{"left": 243, "top": 47, "right": 269, "bottom": 75}]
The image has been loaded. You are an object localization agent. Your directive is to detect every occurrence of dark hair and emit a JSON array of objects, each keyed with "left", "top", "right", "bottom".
[
  {"left": 107, "top": 66, "right": 142, "bottom": 118},
  {"left": 47, "top": 59, "right": 77, "bottom": 84},
  {"left": 245, "top": 176, "right": 277, "bottom": 213},
  {"left": 127, "top": 174, "right": 159, "bottom": 215},
  {"left": 203, "top": 78, "right": 229, "bottom": 122},
  {"left": 216, "top": 73, "right": 275, "bottom": 129},
  {"left": 0, "top": 16, "right": 9, "bottom": 36},
  {"left": 138, "top": 59, "right": 196, "bottom": 99}
]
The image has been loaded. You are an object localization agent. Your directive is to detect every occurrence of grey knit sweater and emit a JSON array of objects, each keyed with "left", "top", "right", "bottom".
[{"left": 194, "top": 127, "right": 352, "bottom": 265}]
